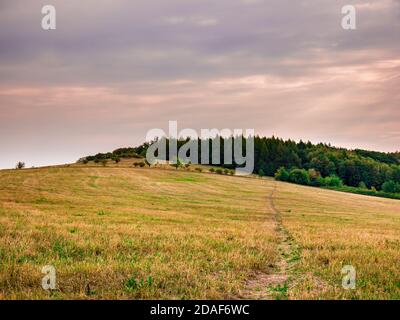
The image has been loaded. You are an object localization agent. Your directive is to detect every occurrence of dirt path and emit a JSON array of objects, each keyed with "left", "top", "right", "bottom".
[{"left": 238, "top": 182, "right": 299, "bottom": 300}]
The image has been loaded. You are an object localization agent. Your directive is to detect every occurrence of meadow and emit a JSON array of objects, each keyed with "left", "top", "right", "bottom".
[{"left": 0, "top": 161, "right": 399, "bottom": 299}]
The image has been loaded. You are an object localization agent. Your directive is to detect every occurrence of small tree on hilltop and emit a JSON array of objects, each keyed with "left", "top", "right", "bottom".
[
  {"left": 170, "top": 158, "right": 182, "bottom": 170},
  {"left": 113, "top": 157, "right": 121, "bottom": 164},
  {"left": 16, "top": 162, "right": 25, "bottom": 170}
]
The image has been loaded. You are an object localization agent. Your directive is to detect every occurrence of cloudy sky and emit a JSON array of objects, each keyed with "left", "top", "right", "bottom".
[{"left": 0, "top": 0, "right": 399, "bottom": 168}]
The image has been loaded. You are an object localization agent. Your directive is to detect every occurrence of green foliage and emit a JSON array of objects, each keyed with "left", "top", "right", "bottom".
[
  {"left": 215, "top": 168, "right": 223, "bottom": 175},
  {"left": 275, "top": 167, "right": 289, "bottom": 182},
  {"left": 358, "top": 181, "right": 367, "bottom": 189},
  {"left": 82, "top": 135, "right": 400, "bottom": 198},
  {"left": 125, "top": 276, "right": 154, "bottom": 292},
  {"left": 382, "top": 180, "right": 400, "bottom": 193},
  {"left": 209, "top": 168, "right": 215, "bottom": 173},
  {"left": 322, "top": 175, "right": 343, "bottom": 187},
  {"left": 258, "top": 169, "right": 265, "bottom": 177},
  {"left": 289, "top": 169, "right": 310, "bottom": 185}
]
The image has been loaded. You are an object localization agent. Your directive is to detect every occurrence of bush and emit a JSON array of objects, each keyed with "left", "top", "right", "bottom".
[
  {"left": 274, "top": 167, "right": 289, "bottom": 181},
  {"left": 224, "top": 169, "right": 230, "bottom": 175},
  {"left": 82, "top": 159, "right": 89, "bottom": 165},
  {"left": 15, "top": 161, "right": 25, "bottom": 170},
  {"left": 358, "top": 181, "right": 367, "bottom": 189},
  {"left": 258, "top": 169, "right": 265, "bottom": 177},
  {"left": 215, "top": 168, "right": 223, "bottom": 175},
  {"left": 289, "top": 169, "right": 310, "bottom": 185},
  {"left": 195, "top": 168, "right": 203, "bottom": 173},
  {"left": 308, "top": 169, "right": 322, "bottom": 186},
  {"left": 382, "top": 180, "right": 400, "bottom": 193},
  {"left": 209, "top": 168, "right": 215, "bottom": 173},
  {"left": 113, "top": 157, "right": 121, "bottom": 164},
  {"left": 101, "top": 160, "right": 108, "bottom": 167},
  {"left": 322, "top": 175, "right": 343, "bottom": 187}
]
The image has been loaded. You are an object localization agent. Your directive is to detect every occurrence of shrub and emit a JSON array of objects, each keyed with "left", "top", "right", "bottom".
[
  {"left": 113, "top": 157, "right": 121, "bottom": 164},
  {"left": 382, "top": 180, "right": 400, "bottom": 193},
  {"left": 258, "top": 169, "right": 265, "bottom": 177},
  {"left": 229, "top": 170, "right": 235, "bottom": 175},
  {"left": 275, "top": 167, "right": 289, "bottom": 182},
  {"left": 195, "top": 168, "right": 203, "bottom": 173},
  {"left": 224, "top": 169, "right": 230, "bottom": 175},
  {"left": 358, "top": 181, "right": 367, "bottom": 189},
  {"left": 215, "top": 168, "right": 223, "bottom": 174},
  {"left": 209, "top": 168, "right": 215, "bottom": 173},
  {"left": 82, "top": 159, "right": 89, "bottom": 165},
  {"left": 308, "top": 169, "right": 322, "bottom": 186},
  {"left": 289, "top": 169, "right": 310, "bottom": 185},
  {"left": 323, "top": 175, "right": 343, "bottom": 187},
  {"left": 15, "top": 161, "right": 25, "bottom": 170}
]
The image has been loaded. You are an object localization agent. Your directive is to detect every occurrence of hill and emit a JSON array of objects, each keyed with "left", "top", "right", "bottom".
[
  {"left": 82, "top": 136, "right": 400, "bottom": 199},
  {"left": 0, "top": 163, "right": 399, "bottom": 299}
]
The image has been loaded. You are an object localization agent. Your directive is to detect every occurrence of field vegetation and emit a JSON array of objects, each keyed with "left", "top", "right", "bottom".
[{"left": 0, "top": 161, "right": 399, "bottom": 299}]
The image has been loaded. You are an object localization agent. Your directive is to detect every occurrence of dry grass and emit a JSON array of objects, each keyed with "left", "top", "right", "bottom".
[
  {"left": 273, "top": 182, "right": 400, "bottom": 300},
  {"left": 1, "top": 163, "right": 399, "bottom": 299},
  {"left": 0, "top": 165, "right": 277, "bottom": 299}
]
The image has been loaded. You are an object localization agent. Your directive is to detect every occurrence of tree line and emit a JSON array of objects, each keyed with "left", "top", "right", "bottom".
[{"left": 83, "top": 136, "right": 400, "bottom": 195}]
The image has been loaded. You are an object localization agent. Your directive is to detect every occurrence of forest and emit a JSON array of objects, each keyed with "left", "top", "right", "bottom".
[{"left": 84, "top": 136, "right": 400, "bottom": 198}]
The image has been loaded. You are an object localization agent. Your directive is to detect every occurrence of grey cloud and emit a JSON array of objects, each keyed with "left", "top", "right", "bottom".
[{"left": 0, "top": 0, "right": 399, "bottom": 168}]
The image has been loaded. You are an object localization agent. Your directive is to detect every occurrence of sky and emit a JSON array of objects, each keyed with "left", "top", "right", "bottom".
[{"left": 0, "top": 0, "right": 399, "bottom": 168}]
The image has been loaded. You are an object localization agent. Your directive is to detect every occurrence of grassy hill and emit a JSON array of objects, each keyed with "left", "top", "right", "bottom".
[{"left": 0, "top": 162, "right": 399, "bottom": 299}]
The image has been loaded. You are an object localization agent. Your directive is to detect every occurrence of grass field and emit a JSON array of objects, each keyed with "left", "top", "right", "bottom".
[{"left": 0, "top": 162, "right": 399, "bottom": 299}]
